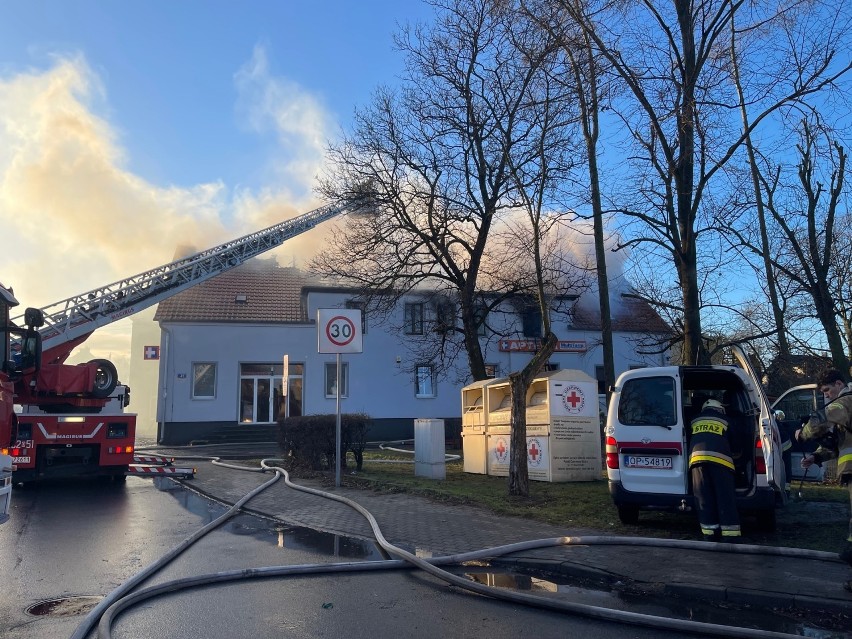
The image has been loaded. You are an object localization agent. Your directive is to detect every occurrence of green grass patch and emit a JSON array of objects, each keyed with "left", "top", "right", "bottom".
[{"left": 338, "top": 450, "right": 849, "bottom": 553}]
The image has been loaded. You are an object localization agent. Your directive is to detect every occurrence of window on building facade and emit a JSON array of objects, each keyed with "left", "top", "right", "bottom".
[
  {"left": 435, "top": 300, "right": 455, "bottom": 334},
  {"left": 325, "top": 362, "right": 349, "bottom": 398},
  {"left": 416, "top": 364, "right": 436, "bottom": 397},
  {"left": 404, "top": 302, "right": 424, "bottom": 335},
  {"left": 474, "top": 301, "right": 487, "bottom": 336},
  {"left": 192, "top": 363, "right": 217, "bottom": 399},
  {"left": 345, "top": 300, "right": 367, "bottom": 334},
  {"left": 521, "top": 305, "right": 543, "bottom": 338},
  {"left": 239, "top": 362, "right": 303, "bottom": 424}
]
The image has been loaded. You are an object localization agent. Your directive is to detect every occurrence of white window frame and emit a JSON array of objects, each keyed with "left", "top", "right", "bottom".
[
  {"left": 415, "top": 364, "right": 436, "bottom": 398},
  {"left": 192, "top": 362, "right": 217, "bottom": 399},
  {"left": 325, "top": 362, "right": 349, "bottom": 398}
]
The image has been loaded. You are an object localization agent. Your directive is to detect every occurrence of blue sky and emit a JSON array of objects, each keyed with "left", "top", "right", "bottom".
[
  {"left": 0, "top": 1, "right": 430, "bottom": 192},
  {"left": 0, "top": 1, "right": 433, "bottom": 371}
]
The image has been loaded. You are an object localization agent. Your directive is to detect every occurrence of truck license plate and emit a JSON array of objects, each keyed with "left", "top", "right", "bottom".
[
  {"left": 624, "top": 455, "right": 672, "bottom": 469},
  {"left": 12, "top": 457, "right": 30, "bottom": 464}
]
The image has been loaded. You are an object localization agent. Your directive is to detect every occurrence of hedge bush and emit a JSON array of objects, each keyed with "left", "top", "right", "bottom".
[{"left": 277, "top": 413, "right": 369, "bottom": 471}]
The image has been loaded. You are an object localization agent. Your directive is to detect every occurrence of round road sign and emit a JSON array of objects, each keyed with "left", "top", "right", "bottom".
[
  {"left": 317, "top": 308, "right": 363, "bottom": 353},
  {"left": 326, "top": 315, "right": 356, "bottom": 347}
]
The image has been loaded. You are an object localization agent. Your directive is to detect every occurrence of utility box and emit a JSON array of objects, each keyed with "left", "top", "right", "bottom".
[
  {"left": 0, "top": 453, "right": 12, "bottom": 525},
  {"left": 415, "top": 419, "right": 446, "bottom": 480},
  {"left": 461, "top": 378, "right": 503, "bottom": 474}
]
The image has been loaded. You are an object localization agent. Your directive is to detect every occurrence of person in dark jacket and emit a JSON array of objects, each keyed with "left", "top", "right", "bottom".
[{"left": 689, "top": 398, "right": 741, "bottom": 541}]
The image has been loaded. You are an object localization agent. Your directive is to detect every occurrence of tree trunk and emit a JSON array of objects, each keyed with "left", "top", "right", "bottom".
[{"left": 507, "top": 332, "right": 558, "bottom": 497}]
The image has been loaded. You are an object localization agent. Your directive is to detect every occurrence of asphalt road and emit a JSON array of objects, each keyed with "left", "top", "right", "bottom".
[{"left": 0, "top": 475, "right": 691, "bottom": 639}]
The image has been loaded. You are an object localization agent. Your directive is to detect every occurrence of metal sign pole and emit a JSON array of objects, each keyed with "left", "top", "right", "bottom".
[
  {"left": 336, "top": 352, "right": 342, "bottom": 488},
  {"left": 316, "top": 308, "right": 362, "bottom": 489}
]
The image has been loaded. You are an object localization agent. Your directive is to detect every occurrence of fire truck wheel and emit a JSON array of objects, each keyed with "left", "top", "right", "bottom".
[{"left": 90, "top": 359, "right": 118, "bottom": 398}]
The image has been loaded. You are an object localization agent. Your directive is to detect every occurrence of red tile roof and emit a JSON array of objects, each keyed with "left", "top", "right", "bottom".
[
  {"left": 154, "top": 260, "right": 309, "bottom": 323},
  {"left": 155, "top": 260, "right": 671, "bottom": 336},
  {"left": 571, "top": 294, "right": 672, "bottom": 333}
]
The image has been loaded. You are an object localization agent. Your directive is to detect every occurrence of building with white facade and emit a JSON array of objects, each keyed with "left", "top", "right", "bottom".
[{"left": 153, "top": 259, "right": 670, "bottom": 445}]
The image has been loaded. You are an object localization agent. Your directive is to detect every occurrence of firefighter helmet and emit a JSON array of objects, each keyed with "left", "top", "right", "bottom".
[{"left": 703, "top": 398, "right": 725, "bottom": 413}]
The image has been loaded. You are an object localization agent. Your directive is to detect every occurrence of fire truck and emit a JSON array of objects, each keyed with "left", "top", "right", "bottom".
[{"left": 0, "top": 203, "right": 348, "bottom": 489}]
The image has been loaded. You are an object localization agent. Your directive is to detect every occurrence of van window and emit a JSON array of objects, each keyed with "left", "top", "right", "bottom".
[{"left": 619, "top": 376, "right": 677, "bottom": 426}]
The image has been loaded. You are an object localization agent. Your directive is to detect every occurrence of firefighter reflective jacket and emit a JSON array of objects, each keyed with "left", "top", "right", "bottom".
[
  {"left": 689, "top": 409, "right": 734, "bottom": 471},
  {"left": 801, "top": 387, "right": 852, "bottom": 478}
]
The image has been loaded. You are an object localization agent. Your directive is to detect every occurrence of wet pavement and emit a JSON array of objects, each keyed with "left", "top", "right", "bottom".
[{"left": 139, "top": 441, "right": 852, "bottom": 635}]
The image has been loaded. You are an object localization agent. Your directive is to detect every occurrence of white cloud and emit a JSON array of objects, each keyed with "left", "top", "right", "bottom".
[
  {"left": 234, "top": 45, "right": 333, "bottom": 203},
  {"left": 0, "top": 57, "right": 229, "bottom": 309},
  {"left": 0, "top": 53, "right": 340, "bottom": 381}
]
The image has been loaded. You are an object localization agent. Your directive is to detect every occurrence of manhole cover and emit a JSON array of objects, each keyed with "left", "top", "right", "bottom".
[{"left": 26, "top": 595, "right": 102, "bottom": 617}]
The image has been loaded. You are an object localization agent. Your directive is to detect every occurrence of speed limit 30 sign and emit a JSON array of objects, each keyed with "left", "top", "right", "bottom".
[{"left": 317, "top": 309, "right": 363, "bottom": 353}]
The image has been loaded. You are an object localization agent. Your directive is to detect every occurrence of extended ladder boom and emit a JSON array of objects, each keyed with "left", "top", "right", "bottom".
[{"left": 13, "top": 203, "right": 347, "bottom": 353}]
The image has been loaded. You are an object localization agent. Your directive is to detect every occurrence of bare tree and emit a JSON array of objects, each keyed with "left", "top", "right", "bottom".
[
  {"left": 522, "top": 0, "right": 618, "bottom": 402},
  {"left": 741, "top": 120, "right": 850, "bottom": 372},
  {"left": 313, "top": 0, "right": 582, "bottom": 495},
  {"left": 538, "top": 0, "right": 852, "bottom": 365}
]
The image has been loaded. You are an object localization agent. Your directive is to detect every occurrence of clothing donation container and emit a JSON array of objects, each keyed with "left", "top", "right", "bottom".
[
  {"left": 461, "top": 378, "right": 504, "bottom": 474},
  {"left": 525, "top": 369, "right": 601, "bottom": 482},
  {"left": 485, "top": 379, "right": 514, "bottom": 477}
]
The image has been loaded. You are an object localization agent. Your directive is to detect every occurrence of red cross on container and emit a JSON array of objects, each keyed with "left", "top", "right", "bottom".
[
  {"left": 528, "top": 441, "right": 540, "bottom": 460},
  {"left": 565, "top": 390, "right": 582, "bottom": 407},
  {"left": 497, "top": 439, "right": 506, "bottom": 456}
]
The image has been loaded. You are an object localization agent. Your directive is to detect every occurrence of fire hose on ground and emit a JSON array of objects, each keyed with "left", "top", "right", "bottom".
[{"left": 69, "top": 455, "right": 843, "bottom": 639}]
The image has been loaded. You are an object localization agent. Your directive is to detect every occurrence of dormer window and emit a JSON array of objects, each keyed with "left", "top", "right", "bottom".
[{"left": 235, "top": 294, "right": 248, "bottom": 304}]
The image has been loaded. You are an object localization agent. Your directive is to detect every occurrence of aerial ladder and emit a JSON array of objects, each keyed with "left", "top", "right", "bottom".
[{"left": 2, "top": 201, "right": 354, "bottom": 485}]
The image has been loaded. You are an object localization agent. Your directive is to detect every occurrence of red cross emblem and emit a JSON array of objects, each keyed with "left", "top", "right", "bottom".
[
  {"left": 497, "top": 440, "right": 506, "bottom": 456},
  {"left": 566, "top": 391, "right": 582, "bottom": 407},
  {"left": 528, "top": 441, "right": 540, "bottom": 460}
]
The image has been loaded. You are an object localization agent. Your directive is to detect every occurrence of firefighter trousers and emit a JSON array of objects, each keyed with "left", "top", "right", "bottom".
[{"left": 691, "top": 463, "right": 740, "bottom": 540}]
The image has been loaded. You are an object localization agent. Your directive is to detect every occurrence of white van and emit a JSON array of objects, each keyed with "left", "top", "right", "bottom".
[{"left": 605, "top": 347, "right": 786, "bottom": 531}]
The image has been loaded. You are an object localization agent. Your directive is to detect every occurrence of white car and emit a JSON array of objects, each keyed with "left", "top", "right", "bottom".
[{"left": 605, "top": 346, "right": 786, "bottom": 531}]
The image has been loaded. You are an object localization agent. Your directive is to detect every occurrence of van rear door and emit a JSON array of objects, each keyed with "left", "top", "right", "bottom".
[
  {"left": 732, "top": 346, "right": 784, "bottom": 493},
  {"left": 612, "top": 368, "right": 687, "bottom": 496}
]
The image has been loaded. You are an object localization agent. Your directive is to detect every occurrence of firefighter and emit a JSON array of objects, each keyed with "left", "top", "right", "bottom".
[
  {"left": 795, "top": 368, "right": 852, "bottom": 593},
  {"left": 689, "top": 398, "right": 741, "bottom": 542}
]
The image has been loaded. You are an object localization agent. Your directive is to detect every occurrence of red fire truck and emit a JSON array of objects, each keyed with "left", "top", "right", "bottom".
[
  {"left": 1, "top": 282, "right": 135, "bottom": 484},
  {"left": 1, "top": 203, "right": 348, "bottom": 487}
]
